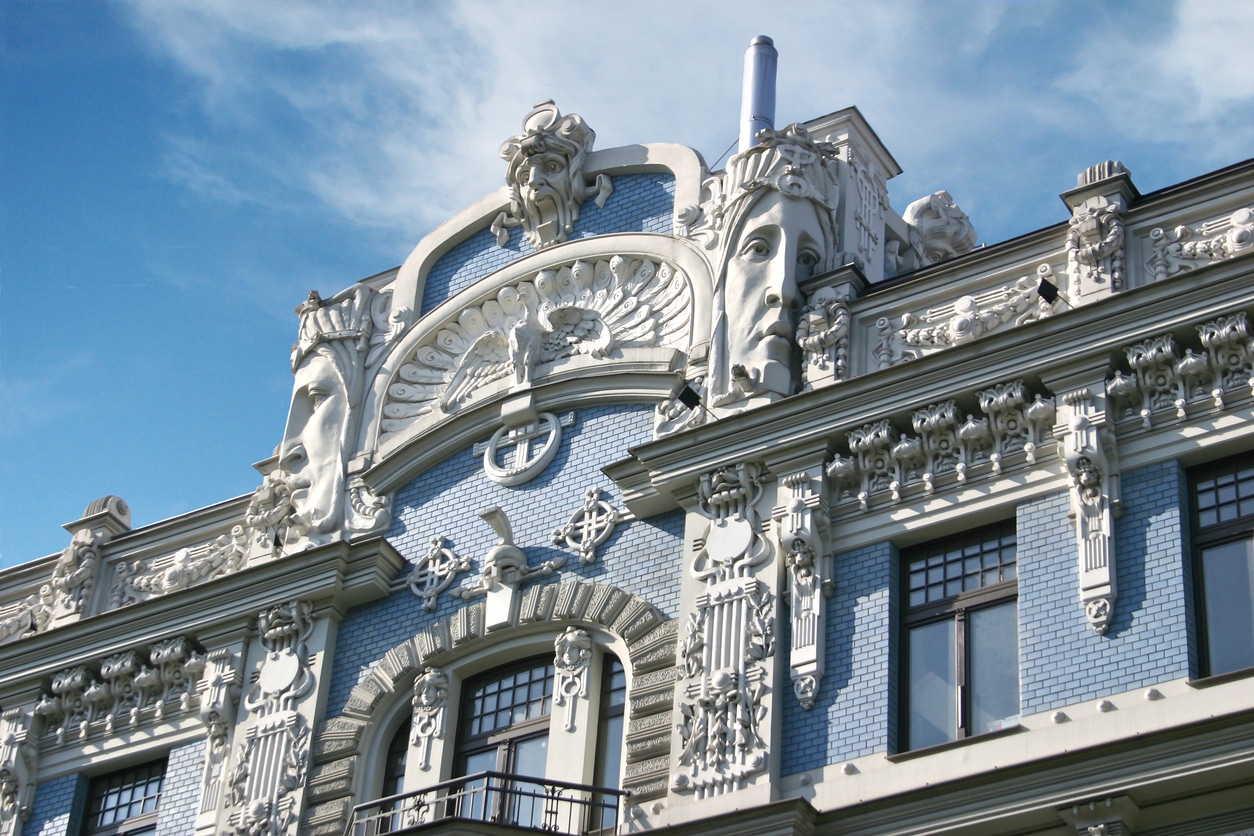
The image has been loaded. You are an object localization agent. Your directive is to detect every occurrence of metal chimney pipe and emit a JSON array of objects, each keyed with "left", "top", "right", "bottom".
[{"left": 738, "top": 35, "right": 778, "bottom": 153}]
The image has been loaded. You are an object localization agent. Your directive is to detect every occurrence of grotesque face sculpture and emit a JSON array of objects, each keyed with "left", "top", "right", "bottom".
[
  {"left": 495, "top": 100, "right": 608, "bottom": 250},
  {"left": 280, "top": 348, "right": 350, "bottom": 539},
  {"left": 704, "top": 125, "right": 841, "bottom": 409},
  {"left": 722, "top": 189, "right": 829, "bottom": 399}
]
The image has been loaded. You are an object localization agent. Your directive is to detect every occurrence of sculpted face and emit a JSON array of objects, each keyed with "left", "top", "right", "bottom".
[
  {"left": 517, "top": 146, "right": 573, "bottom": 214},
  {"left": 723, "top": 190, "right": 829, "bottom": 398},
  {"left": 280, "top": 350, "right": 349, "bottom": 535}
]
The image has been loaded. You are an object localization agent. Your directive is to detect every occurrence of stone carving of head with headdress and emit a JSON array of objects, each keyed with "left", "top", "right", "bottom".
[
  {"left": 279, "top": 285, "right": 375, "bottom": 546},
  {"left": 698, "top": 124, "right": 842, "bottom": 409},
  {"left": 492, "top": 100, "right": 612, "bottom": 251}
]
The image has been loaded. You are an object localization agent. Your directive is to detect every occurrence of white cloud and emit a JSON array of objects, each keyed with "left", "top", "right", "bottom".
[{"left": 117, "top": 0, "right": 1254, "bottom": 249}]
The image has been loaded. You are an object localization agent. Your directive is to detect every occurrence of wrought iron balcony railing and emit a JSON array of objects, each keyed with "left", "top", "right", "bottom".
[{"left": 344, "top": 771, "right": 631, "bottom": 835}]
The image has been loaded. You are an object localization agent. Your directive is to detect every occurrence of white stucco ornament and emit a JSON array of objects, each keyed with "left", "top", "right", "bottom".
[
  {"left": 491, "top": 100, "right": 612, "bottom": 250},
  {"left": 680, "top": 124, "right": 842, "bottom": 413},
  {"left": 552, "top": 486, "right": 622, "bottom": 563},
  {"left": 902, "top": 189, "right": 978, "bottom": 266},
  {"left": 381, "top": 255, "right": 693, "bottom": 440}
]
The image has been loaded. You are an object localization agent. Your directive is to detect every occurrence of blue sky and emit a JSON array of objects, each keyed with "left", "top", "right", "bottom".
[{"left": 3, "top": 0, "right": 1253, "bottom": 568}]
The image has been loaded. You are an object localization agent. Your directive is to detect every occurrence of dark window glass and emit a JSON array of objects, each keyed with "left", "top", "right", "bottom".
[
  {"left": 82, "top": 759, "right": 165, "bottom": 836},
  {"left": 902, "top": 521, "right": 1019, "bottom": 751},
  {"left": 1191, "top": 456, "right": 1254, "bottom": 676}
]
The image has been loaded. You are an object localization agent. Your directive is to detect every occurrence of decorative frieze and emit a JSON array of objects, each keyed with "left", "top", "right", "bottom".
[
  {"left": 380, "top": 255, "right": 693, "bottom": 440},
  {"left": 33, "top": 637, "right": 206, "bottom": 745},
  {"left": 874, "top": 266, "right": 1059, "bottom": 368},
  {"left": 405, "top": 536, "right": 471, "bottom": 610},
  {"left": 552, "top": 487, "right": 622, "bottom": 564},
  {"left": 673, "top": 463, "right": 774, "bottom": 798},
  {"left": 409, "top": 667, "right": 448, "bottom": 771},
  {"left": 826, "top": 379, "right": 1055, "bottom": 509},
  {"left": 491, "top": 100, "right": 612, "bottom": 251},
  {"left": 1148, "top": 207, "right": 1254, "bottom": 281},
  {"left": 1107, "top": 312, "right": 1254, "bottom": 428}
]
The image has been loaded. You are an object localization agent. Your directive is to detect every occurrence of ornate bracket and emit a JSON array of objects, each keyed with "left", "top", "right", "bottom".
[
  {"left": 410, "top": 668, "right": 448, "bottom": 771},
  {"left": 1058, "top": 389, "right": 1121, "bottom": 635},
  {"left": 772, "top": 472, "right": 830, "bottom": 710},
  {"left": 554, "top": 628, "right": 592, "bottom": 731},
  {"left": 406, "top": 536, "right": 471, "bottom": 610},
  {"left": 552, "top": 487, "right": 622, "bottom": 564}
]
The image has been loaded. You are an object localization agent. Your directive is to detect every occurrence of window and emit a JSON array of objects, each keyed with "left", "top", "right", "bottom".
[
  {"left": 1190, "top": 455, "right": 1254, "bottom": 677},
  {"left": 591, "top": 657, "right": 626, "bottom": 832},
  {"left": 81, "top": 759, "right": 165, "bottom": 836},
  {"left": 454, "top": 656, "right": 555, "bottom": 827},
  {"left": 902, "top": 521, "right": 1019, "bottom": 751}
]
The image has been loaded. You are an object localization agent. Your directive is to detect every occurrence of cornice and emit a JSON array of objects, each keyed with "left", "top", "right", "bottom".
[
  {"left": 0, "top": 536, "right": 403, "bottom": 691},
  {"left": 621, "top": 255, "right": 1254, "bottom": 505}
]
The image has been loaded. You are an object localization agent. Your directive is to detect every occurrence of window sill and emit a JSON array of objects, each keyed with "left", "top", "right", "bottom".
[
  {"left": 1187, "top": 664, "right": 1254, "bottom": 689},
  {"left": 886, "top": 723, "right": 1024, "bottom": 762}
]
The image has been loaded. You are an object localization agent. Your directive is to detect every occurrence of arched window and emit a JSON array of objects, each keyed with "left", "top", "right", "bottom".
[{"left": 382, "top": 719, "right": 410, "bottom": 798}]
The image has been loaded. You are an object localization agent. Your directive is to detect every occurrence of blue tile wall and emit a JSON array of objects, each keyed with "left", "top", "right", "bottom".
[
  {"left": 156, "top": 739, "right": 205, "bottom": 836},
  {"left": 1019, "top": 461, "right": 1191, "bottom": 714},
  {"left": 781, "top": 542, "right": 896, "bottom": 775},
  {"left": 327, "top": 403, "right": 685, "bottom": 714},
  {"left": 26, "top": 773, "right": 86, "bottom": 836},
  {"left": 421, "top": 173, "right": 676, "bottom": 317}
]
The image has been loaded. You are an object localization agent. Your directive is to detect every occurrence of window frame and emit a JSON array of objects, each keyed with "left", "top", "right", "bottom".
[
  {"left": 899, "top": 520, "right": 1020, "bottom": 752},
  {"left": 1188, "top": 454, "right": 1254, "bottom": 679},
  {"left": 80, "top": 757, "right": 167, "bottom": 836}
]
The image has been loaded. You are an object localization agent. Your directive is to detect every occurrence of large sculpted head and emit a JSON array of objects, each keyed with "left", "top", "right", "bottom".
[
  {"left": 278, "top": 287, "right": 373, "bottom": 546},
  {"left": 903, "top": 190, "right": 977, "bottom": 265},
  {"left": 497, "top": 100, "right": 601, "bottom": 250},
  {"left": 705, "top": 125, "right": 841, "bottom": 407}
]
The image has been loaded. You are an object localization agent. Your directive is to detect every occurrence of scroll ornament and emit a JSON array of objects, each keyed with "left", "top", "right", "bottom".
[
  {"left": 875, "top": 265, "right": 1059, "bottom": 369},
  {"left": 1148, "top": 207, "right": 1253, "bottom": 281}
]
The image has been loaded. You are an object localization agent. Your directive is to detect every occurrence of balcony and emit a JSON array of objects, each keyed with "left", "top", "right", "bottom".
[{"left": 344, "top": 771, "right": 630, "bottom": 836}]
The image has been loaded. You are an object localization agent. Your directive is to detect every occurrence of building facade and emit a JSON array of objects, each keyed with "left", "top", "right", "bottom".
[{"left": 3, "top": 45, "right": 1254, "bottom": 836}]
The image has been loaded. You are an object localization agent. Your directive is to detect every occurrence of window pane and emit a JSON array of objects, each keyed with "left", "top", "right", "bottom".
[
  {"left": 908, "top": 619, "right": 955, "bottom": 750},
  {"left": 1201, "top": 538, "right": 1254, "bottom": 675},
  {"left": 969, "top": 601, "right": 1020, "bottom": 733}
]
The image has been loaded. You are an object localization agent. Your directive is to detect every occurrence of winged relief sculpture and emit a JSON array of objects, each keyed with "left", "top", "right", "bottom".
[{"left": 381, "top": 254, "right": 693, "bottom": 439}]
